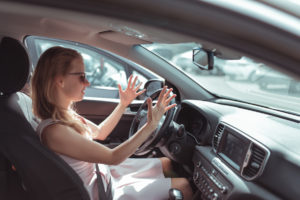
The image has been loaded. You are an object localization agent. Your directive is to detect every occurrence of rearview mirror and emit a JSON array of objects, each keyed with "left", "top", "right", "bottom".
[{"left": 192, "top": 48, "right": 214, "bottom": 70}]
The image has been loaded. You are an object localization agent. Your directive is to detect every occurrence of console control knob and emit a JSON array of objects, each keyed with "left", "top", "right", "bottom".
[
  {"left": 193, "top": 172, "right": 199, "bottom": 181},
  {"left": 212, "top": 193, "right": 219, "bottom": 200},
  {"left": 197, "top": 161, "right": 202, "bottom": 168},
  {"left": 212, "top": 169, "right": 218, "bottom": 176}
]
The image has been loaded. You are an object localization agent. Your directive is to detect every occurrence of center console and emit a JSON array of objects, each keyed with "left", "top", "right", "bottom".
[
  {"left": 193, "top": 146, "right": 232, "bottom": 200},
  {"left": 192, "top": 123, "right": 270, "bottom": 200}
]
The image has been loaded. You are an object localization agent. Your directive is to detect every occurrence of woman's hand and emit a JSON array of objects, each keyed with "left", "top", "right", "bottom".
[
  {"left": 118, "top": 75, "right": 146, "bottom": 108},
  {"left": 146, "top": 86, "right": 176, "bottom": 128}
]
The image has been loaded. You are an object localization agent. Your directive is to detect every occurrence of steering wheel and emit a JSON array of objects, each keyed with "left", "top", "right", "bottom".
[{"left": 128, "top": 89, "right": 176, "bottom": 155}]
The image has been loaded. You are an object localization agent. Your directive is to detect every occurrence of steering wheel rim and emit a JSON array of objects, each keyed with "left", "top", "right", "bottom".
[{"left": 128, "top": 89, "right": 176, "bottom": 156}]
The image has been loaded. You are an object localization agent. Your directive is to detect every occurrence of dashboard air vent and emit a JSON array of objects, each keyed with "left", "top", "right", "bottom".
[
  {"left": 213, "top": 123, "right": 225, "bottom": 151},
  {"left": 242, "top": 144, "right": 266, "bottom": 179}
]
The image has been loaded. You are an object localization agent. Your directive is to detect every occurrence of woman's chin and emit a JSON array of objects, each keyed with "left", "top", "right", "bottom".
[{"left": 74, "top": 95, "right": 84, "bottom": 102}]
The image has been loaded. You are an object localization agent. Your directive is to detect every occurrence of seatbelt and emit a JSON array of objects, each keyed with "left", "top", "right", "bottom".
[{"left": 95, "top": 164, "right": 112, "bottom": 200}]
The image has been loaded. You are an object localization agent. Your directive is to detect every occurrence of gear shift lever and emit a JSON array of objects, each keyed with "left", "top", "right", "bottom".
[{"left": 169, "top": 188, "right": 184, "bottom": 200}]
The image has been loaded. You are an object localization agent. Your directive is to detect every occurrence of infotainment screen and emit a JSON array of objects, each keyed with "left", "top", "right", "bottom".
[{"left": 219, "top": 131, "right": 249, "bottom": 171}]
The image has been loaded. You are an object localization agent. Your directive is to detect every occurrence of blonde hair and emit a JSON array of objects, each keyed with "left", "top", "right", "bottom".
[{"left": 31, "top": 46, "right": 86, "bottom": 134}]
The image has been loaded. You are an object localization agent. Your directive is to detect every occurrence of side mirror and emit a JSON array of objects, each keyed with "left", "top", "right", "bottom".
[
  {"left": 136, "top": 79, "right": 164, "bottom": 100},
  {"left": 192, "top": 48, "right": 215, "bottom": 70},
  {"left": 144, "top": 79, "right": 164, "bottom": 97}
]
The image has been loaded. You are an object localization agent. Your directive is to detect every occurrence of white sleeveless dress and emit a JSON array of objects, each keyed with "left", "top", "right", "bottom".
[{"left": 36, "top": 119, "right": 171, "bottom": 200}]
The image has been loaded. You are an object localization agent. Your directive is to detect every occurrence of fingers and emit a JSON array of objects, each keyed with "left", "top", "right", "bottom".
[
  {"left": 164, "top": 88, "right": 173, "bottom": 100},
  {"left": 127, "top": 75, "right": 141, "bottom": 91},
  {"left": 157, "top": 86, "right": 167, "bottom": 104},
  {"left": 165, "top": 103, "right": 177, "bottom": 112},
  {"left": 137, "top": 89, "right": 146, "bottom": 96},
  {"left": 165, "top": 93, "right": 176, "bottom": 105},
  {"left": 131, "top": 76, "right": 138, "bottom": 89},
  {"left": 118, "top": 84, "right": 123, "bottom": 92},
  {"left": 134, "top": 82, "right": 143, "bottom": 92},
  {"left": 127, "top": 75, "right": 133, "bottom": 89},
  {"left": 163, "top": 90, "right": 176, "bottom": 111},
  {"left": 158, "top": 86, "right": 175, "bottom": 105}
]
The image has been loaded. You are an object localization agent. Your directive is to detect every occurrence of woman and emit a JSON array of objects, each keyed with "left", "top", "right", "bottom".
[{"left": 31, "top": 46, "right": 193, "bottom": 200}]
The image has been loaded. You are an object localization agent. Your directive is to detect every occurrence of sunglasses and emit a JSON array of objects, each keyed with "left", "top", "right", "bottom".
[{"left": 67, "top": 72, "right": 86, "bottom": 83}]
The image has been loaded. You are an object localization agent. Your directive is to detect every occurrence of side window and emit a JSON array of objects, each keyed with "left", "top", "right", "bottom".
[
  {"left": 132, "top": 70, "right": 147, "bottom": 89},
  {"left": 27, "top": 37, "right": 128, "bottom": 90},
  {"left": 25, "top": 36, "right": 157, "bottom": 99},
  {"left": 83, "top": 54, "right": 127, "bottom": 89}
]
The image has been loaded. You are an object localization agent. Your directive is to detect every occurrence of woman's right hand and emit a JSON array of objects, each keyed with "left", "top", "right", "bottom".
[{"left": 146, "top": 86, "right": 176, "bottom": 129}]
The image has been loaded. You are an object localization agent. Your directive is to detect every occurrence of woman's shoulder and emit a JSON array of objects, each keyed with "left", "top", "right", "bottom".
[
  {"left": 37, "top": 119, "right": 58, "bottom": 134},
  {"left": 37, "top": 118, "right": 76, "bottom": 142},
  {"left": 36, "top": 119, "right": 64, "bottom": 139}
]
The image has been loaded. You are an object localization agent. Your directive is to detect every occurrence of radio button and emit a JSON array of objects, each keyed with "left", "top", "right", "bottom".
[
  {"left": 197, "top": 161, "right": 202, "bottom": 168},
  {"left": 212, "top": 169, "right": 218, "bottom": 176},
  {"left": 221, "top": 186, "right": 228, "bottom": 194}
]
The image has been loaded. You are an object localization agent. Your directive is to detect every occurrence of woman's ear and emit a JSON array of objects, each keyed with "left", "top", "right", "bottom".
[{"left": 55, "top": 75, "right": 64, "bottom": 88}]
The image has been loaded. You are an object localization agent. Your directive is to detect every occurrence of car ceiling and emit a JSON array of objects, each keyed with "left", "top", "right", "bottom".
[
  {"left": 1, "top": 0, "right": 300, "bottom": 80},
  {"left": 1, "top": 1, "right": 206, "bottom": 65}
]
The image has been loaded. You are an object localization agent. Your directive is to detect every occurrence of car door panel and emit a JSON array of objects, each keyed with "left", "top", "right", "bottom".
[
  {"left": 85, "top": 87, "right": 119, "bottom": 99},
  {"left": 75, "top": 99, "right": 143, "bottom": 147}
]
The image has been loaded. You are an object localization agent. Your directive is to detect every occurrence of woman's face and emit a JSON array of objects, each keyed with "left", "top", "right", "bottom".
[{"left": 60, "top": 57, "right": 90, "bottom": 102}]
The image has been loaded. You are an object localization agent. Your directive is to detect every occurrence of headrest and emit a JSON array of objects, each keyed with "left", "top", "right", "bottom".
[{"left": 0, "top": 37, "right": 30, "bottom": 96}]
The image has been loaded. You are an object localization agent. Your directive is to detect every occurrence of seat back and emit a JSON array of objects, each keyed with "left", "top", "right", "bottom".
[{"left": 0, "top": 36, "right": 90, "bottom": 200}]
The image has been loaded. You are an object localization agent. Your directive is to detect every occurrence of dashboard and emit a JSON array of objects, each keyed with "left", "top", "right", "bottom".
[{"left": 171, "top": 100, "right": 300, "bottom": 200}]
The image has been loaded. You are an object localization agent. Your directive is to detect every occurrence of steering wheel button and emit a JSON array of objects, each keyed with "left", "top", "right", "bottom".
[{"left": 169, "top": 142, "right": 181, "bottom": 154}]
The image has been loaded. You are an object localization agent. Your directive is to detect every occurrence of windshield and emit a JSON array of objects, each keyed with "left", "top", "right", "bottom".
[{"left": 142, "top": 43, "right": 300, "bottom": 115}]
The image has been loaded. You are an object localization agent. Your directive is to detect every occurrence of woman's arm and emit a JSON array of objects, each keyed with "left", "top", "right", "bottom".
[
  {"left": 86, "top": 103, "right": 126, "bottom": 140},
  {"left": 42, "top": 119, "right": 155, "bottom": 165},
  {"left": 87, "top": 75, "right": 145, "bottom": 140},
  {"left": 42, "top": 87, "right": 176, "bottom": 165}
]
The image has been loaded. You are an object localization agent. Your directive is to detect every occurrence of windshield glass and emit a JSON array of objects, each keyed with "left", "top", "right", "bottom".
[{"left": 142, "top": 43, "right": 300, "bottom": 115}]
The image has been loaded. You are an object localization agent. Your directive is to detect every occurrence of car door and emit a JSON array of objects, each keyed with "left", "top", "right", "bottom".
[{"left": 25, "top": 36, "right": 157, "bottom": 146}]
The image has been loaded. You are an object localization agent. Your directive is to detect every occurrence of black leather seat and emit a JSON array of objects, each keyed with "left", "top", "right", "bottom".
[{"left": 0, "top": 36, "right": 90, "bottom": 200}]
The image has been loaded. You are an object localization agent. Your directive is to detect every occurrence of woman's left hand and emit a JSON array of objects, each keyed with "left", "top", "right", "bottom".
[{"left": 118, "top": 75, "right": 146, "bottom": 108}]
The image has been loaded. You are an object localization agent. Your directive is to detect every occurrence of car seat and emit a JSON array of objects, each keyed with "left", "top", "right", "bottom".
[{"left": 0, "top": 36, "right": 90, "bottom": 200}]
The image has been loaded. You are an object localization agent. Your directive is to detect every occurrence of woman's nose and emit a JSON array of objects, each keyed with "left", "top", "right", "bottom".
[{"left": 85, "top": 78, "right": 90, "bottom": 86}]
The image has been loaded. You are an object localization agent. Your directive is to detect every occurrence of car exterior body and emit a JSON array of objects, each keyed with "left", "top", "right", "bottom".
[
  {"left": 220, "top": 57, "right": 259, "bottom": 81},
  {"left": 254, "top": 66, "right": 300, "bottom": 96}
]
